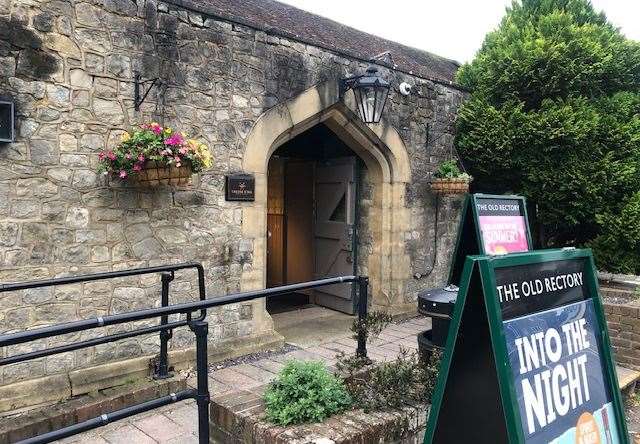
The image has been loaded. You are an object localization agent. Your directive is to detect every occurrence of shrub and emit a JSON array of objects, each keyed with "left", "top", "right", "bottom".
[
  {"left": 336, "top": 347, "right": 441, "bottom": 412},
  {"left": 455, "top": 0, "right": 640, "bottom": 268},
  {"left": 264, "top": 360, "right": 352, "bottom": 426},
  {"left": 589, "top": 192, "right": 640, "bottom": 274},
  {"left": 422, "top": 349, "right": 443, "bottom": 404},
  {"left": 350, "top": 310, "right": 392, "bottom": 345}
]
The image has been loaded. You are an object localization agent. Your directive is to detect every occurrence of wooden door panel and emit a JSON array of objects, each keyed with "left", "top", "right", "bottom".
[
  {"left": 267, "top": 214, "right": 285, "bottom": 288},
  {"left": 285, "top": 161, "right": 315, "bottom": 285},
  {"left": 267, "top": 158, "right": 286, "bottom": 288},
  {"left": 315, "top": 183, "right": 345, "bottom": 220},
  {"left": 313, "top": 157, "right": 357, "bottom": 314},
  {"left": 315, "top": 223, "right": 345, "bottom": 239}
]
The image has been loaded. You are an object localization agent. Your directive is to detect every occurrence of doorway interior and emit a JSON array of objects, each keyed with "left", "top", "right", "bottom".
[{"left": 266, "top": 124, "right": 364, "bottom": 318}]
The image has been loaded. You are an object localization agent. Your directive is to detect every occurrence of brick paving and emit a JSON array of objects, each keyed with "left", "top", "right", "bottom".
[{"left": 57, "top": 316, "right": 430, "bottom": 444}]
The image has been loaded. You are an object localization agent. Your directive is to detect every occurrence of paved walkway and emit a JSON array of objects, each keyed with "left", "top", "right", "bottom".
[{"left": 57, "top": 316, "right": 431, "bottom": 443}]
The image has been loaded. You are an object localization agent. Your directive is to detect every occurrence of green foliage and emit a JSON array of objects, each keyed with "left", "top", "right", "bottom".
[
  {"left": 589, "top": 192, "right": 640, "bottom": 274},
  {"left": 350, "top": 310, "right": 392, "bottom": 343},
  {"left": 264, "top": 360, "right": 352, "bottom": 426},
  {"left": 337, "top": 347, "right": 437, "bottom": 412},
  {"left": 455, "top": 0, "right": 640, "bottom": 271},
  {"left": 421, "top": 349, "right": 443, "bottom": 404},
  {"left": 433, "top": 160, "right": 472, "bottom": 181}
]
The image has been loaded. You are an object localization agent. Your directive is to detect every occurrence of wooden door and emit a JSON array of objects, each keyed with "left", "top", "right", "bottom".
[
  {"left": 313, "top": 157, "right": 357, "bottom": 314},
  {"left": 267, "top": 158, "right": 285, "bottom": 288},
  {"left": 285, "top": 161, "right": 315, "bottom": 285}
]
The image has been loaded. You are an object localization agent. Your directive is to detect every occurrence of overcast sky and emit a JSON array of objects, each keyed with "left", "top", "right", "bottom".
[{"left": 279, "top": 0, "right": 640, "bottom": 64}]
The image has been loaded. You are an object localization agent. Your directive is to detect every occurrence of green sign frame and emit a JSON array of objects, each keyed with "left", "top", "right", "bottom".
[
  {"left": 425, "top": 248, "right": 628, "bottom": 443},
  {"left": 448, "top": 193, "right": 533, "bottom": 285}
]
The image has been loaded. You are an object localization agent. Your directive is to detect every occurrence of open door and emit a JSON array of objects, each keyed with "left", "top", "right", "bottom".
[{"left": 313, "top": 157, "right": 358, "bottom": 314}]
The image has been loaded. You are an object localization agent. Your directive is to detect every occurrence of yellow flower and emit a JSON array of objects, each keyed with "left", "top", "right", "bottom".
[
  {"left": 121, "top": 132, "right": 131, "bottom": 142},
  {"left": 195, "top": 142, "right": 212, "bottom": 169}
]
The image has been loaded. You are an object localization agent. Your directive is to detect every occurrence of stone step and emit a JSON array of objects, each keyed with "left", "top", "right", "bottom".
[{"left": 617, "top": 365, "right": 640, "bottom": 394}]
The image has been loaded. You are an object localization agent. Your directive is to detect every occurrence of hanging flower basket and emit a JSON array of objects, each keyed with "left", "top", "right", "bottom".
[
  {"left": 97, "top": 122, "right": 212, "bottom": 187},
  {"left": 134, "top": 161, "right": 192, "bottom": 186},
  {"left": 430, "top": 160, "right": 472, "bottom": 195},
  {"left": 430, "top": 177, "right": 470, "bottom": 195}
]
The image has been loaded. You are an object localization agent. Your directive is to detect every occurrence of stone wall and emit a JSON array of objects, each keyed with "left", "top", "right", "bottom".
[{"left": 0, "top": 0, "right": 466, "bottom": 403}]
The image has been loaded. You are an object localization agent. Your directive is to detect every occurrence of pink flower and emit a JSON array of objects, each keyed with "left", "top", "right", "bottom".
[
  {"left": 119, "top": 170, "right": 127, "bottom": 179},
  {"left": 98, "top": 152, "right": 106, "bottom": 160},
  {"left": 174, "top": 156, "right": 181, "bottom": 163},
  {"left": 164, "top": 133, "right": 184, "bottom": 146},
  {"left": 125, "top": 153, "right": 132, "bottom": 160},
  {"left": 148, "top": 122, "right": 163, "bottom": 135},
  {"left": 179, "top": 147, "right": 188, "bottom": 155},
  {"left": 138, "top": 154, "right": 145, "bottom": 162},
  {"left": 133, "top": 163, "right": 142, "bottom": 172},
  {"left": 107, "top": 151, "right": 116, "bottom": 161}
]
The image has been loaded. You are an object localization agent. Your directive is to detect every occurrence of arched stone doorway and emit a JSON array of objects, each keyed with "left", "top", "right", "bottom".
[{"left": 240, "top": 80, "right": 412, "bottom": 335}]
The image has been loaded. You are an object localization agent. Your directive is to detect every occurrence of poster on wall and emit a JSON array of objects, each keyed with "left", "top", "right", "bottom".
[
  {"left": 425, "top": 249, "right": 628, "bottom": 444},
  {"left": 476, "top": 196, "right": 530, "bottom": 255}
]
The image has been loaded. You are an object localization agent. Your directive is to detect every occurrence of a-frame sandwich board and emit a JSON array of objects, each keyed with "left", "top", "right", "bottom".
[
  {"left": 424, "top": 248, "right": 628, "bottom": 444},
  {"left": 448, "top": 193, "right": 533, "bottom": 286}
]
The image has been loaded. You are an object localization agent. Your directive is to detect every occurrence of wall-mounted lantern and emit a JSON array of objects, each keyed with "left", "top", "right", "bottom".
[
  {"left": 0, "top": 98, "right": 15, "bottom": 143},
  {"left": 341, "top": 65, "right": 390, "bottom": 124}
]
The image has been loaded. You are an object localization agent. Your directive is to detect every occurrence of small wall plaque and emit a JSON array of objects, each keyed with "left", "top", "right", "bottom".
[
  {"left": 0, "top": 98, "right": 15, "bottom": 143},
  {"left": 225, "top": 173, "right": 255, "bottom": 201}
]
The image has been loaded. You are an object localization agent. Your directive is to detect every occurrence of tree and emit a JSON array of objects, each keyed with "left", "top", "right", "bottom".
[{"left": 455, "top": 0, "right": 640, "bottom": 273}]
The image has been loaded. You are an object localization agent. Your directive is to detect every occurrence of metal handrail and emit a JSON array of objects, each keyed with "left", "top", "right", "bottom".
[
  {"left": 0, "top": 275, "right": 360, "bottom": 348},
  {"left": 0, "top": 269, "right": 369, "bottom": 444},
  {"left": 0, "top": 262, "right": 204, "bottom": 293},
  {"left": 0, "top": 262, "right": 207, "bottom": 379}
]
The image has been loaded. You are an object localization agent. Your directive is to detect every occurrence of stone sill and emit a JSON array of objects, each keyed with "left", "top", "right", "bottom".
[
  {"left": 210, "top": 384, "right": 428, "bottom": 444},
  {"left": 599, "top": 272, "right": 640, "bottom": 289}
]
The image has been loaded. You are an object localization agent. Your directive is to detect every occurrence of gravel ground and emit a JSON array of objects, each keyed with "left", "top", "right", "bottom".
[{"left": 208, "top": 343, "right": 300, "bottom": 372}]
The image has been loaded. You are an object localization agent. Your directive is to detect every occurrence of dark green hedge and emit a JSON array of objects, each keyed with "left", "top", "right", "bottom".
[{"left": 455, "top": 0, "right": 640, "bottom": 273}]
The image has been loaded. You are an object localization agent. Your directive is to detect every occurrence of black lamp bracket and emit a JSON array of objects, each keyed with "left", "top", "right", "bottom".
[
  {"left": 339, "top": 74, "right": 363, "bottom": 98},
  {"left": 134, "top": 73, "right": 162, "bottom": 111}
]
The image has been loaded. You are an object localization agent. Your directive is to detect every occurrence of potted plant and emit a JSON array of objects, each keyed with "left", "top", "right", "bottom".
[
  {"left": 98, "top": 122, "right": 212, "bottom": 186},
  {"left": 430, "top": 160, "right": 472, "bottom": 195}
]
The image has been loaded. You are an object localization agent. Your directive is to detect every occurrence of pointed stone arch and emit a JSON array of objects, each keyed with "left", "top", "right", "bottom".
[{"left": 240, "top": 80, "right": 413, "bottom": 332}]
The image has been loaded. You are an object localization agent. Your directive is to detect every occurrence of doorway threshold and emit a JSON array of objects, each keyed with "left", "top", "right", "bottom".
[{"left": 271, "top": 305, "right": 354, "bottom": 347}]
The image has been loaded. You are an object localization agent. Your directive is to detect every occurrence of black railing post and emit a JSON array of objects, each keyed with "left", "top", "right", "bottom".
[
  {"left": 0, "top": 269, "right": 365, "bottom": 444},
  {"left": 356, "top": 276, "right": 369, "bottom": 359},
  {"left": 189, "top": 319, "right": 210, "bottom": 444},
  {"left": 154, "top": 271, "right": 174, "bottom": 379}
]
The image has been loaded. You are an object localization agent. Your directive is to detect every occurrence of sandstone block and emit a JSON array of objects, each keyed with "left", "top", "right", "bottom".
[{"left": 0, "top": 374, "right": 71, "bottom": 413}]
